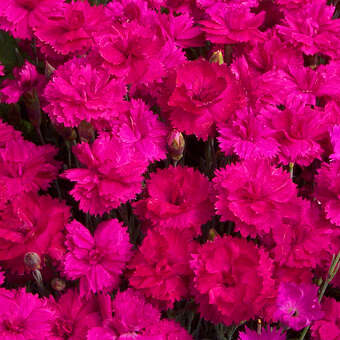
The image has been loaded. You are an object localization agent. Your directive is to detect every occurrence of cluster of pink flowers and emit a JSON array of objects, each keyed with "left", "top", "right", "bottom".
[{"left": 0, "top": 0, "right": 339, "bottom": 339}]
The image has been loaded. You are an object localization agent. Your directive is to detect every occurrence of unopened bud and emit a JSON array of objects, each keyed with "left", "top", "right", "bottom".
[
  {"left": 167, "top": 129, "right": 185, "bottom": 162},
  {"left": 45, "top": 61, "right": 56, "bottom": 79},
  {"left": 78, "top": 121, "right": 95, "bottom": 143},
  {"left": 208, "top": 228, "right": 217, "bottom": 241},
  {"left": 51, "top": 278, "right": 66, "bottom": 291},
  {"left": 54, "top": 123, "right": 77, "bottom": 141},
  {"left": 24, "top": 252, "right": 41, "bottom": 271},
  {"left": 209, "top": 50, "right": 224, "bottom": 65},
  {"left": 22, "top": 88, "right": 41, "bottom": 128}
]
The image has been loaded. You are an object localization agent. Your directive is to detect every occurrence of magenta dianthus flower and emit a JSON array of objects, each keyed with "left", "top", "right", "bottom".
[
  {"left": 157, "top": 12, "right": 205, "bottom": 49},
  {"left": 239, "top": 327, "right": 285, "bottom": 340},
  {"left": 114, "top": 99, "right": 168, "bottom": 163},
  {"left": 87, "top": 288, "right": 161, "bottom": 339},
  {"left": 94, "top": 22, "right": 165, "bottom": 84},
  {"left": 48, "top": 289, "right": 101, "bottom": 340},
  {"left": 64, "top": 219, "right": 132, "bottom": 298},
  {"left": 0, "top": 61, "right": 46, "bottom": 104},
  {"left": 200, "top": 3, "right": 265, "bottom": 44},
  {"left": 43, "top": 57, "right": 126, "bottom": 129},
  {"left": 0, "top": 192, "right": 70, "bottom": 274},
  {"left": 260, "top": 98, "right": 329, "bottom": 166},
  {"left": 191, "top": 235, "right": 275, "bottom": 325},
  {"left": 0, "top": 120, "right": 23, "bottom": 148},
  {"left": 34, "top": 0, "right": 107, "bottom": 56},
  {"left": 274, "top": 282, "right": 323, "bottom": 330},
  {"left": 63, "top": 135, "right": 146, "bottom": 215},
  {"left": 145, "top": 319, "right": 193, "bottom": 339},
  {"left": 277, "top": 2, "right": 340, "bottom": 58},
  {"left": 133, "top": 166, "right": 214, "bottom": 236},
  {"left": 217, "top": 107, "right": 279, "bottom": 160},
  {"left": 214, "top": 159, "right": 300, "bottom": 236},
  {"left": 0, "top": 139, "right": 60, "bottom": 199},
  {"left": 0, "top": 287, "right": 55, "bottom": 339},
  {"left": 0, "top": 0, "right": 63, "bottom": 40},
  {"left": 168, "top": 58, "right": 245, "bottom": 140},
  {"left": 315, "top": 160, "right": 340, "bottom": 226},
  {"left": 128, "top": 228, "right": 197, "bottom": 309},
  {"left": 311, "top": 297, "right": 340, "bottom": 340}
]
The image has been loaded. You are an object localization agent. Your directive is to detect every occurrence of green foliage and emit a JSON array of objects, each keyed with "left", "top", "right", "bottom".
[{"left": 0, "top": 31, "right": 22, "bottom": 73}]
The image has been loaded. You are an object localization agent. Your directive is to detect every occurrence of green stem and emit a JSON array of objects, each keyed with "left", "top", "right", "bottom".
[
  {"left": 298, "top": 326, "right": 310, "bottom": 340},
  {"left": 299, "top": 251, "right": 340, "bottom": 340},
  {"left": 289, "top": 162, "right": 294, "bottom": 179}
]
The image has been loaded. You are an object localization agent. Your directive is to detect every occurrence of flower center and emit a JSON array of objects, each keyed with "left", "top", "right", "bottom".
[
  {"left": 16, "top": 0, "right": 37, "bottom": 11},
  {"left": 88, "top": 249, "right": 103, "bottom": 265},
  {"left": 3, "top": 319, "right": 25, "bottom": 333},
  {"left": 54, "top": 318, "right": 74, "bottom": 338}
]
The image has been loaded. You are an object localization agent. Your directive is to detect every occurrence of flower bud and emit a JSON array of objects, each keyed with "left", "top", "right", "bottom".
[
  {"left": 24, "top": 252, "right": 41, "bottom": 271},
  {"left": 167, "top": 129, "right": 185, "bottom": 162},
  {"left": 209, "top": 50, "right": 224, "bottom": 65},
  {"left": 208, "top": 228, "right": 217, "bottom": 241},
  {"left": 22, "top": 88, "right": 41, "bottom": 128},
  {"left": 45, "top": 61, "right": 56, "bottom": 79},
  {"left": 54, "top": 122, "right": 77, "bottom": 141},
  {"left": 51, "top": 278, "right": 66, "bottom": 291}
]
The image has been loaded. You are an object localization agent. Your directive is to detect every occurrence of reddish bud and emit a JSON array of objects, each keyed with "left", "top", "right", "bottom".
[
  {"left": 24, "top": 252, "right": 41, "bottom": 271},
  {"left": 51, "top": 278, "right": 66, "bottom": 291},
  {"left": 167, "top": 129, "right": 185, "bottom": 162}
]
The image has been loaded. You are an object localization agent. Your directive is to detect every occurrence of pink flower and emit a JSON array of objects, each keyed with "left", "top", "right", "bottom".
[
  {"left": 276, "top": 0, "right": 312, "bottom": 10},
  {"left": 200, "top": 3, "right": 265, "bottom": 44},
  {"left": 168, "top": 58, "right": 245, "bottom": 140},
  {"left": 0, "top": 192, "right": 70, "bottom": 274},
  {"left": 0, "top": 61, "right": 46, "bottom": 104},
  {"left": 260, "top": 98, "right": 329, "bottom": 166},
  {"left": 277, "top": 2, "right": 340, "bottom": 58},
  {"left": 63, "top": 135, "right": 146, "bottom": 215},
  {"left": 257, "top": 64, "right": 327, "bottom": 106},
  {"left": 329, "top": 125, "right": 340, "bottom": 160},
  {"left": 64, "top": 219, "right": 132, "bottom": 297},
  {"left": 214, "top": 159, "right": 300, "bottom": 236},
  {"left": 145, "top": 319, "right": 192, "bottom": 339},
  {"left": 48, "top": 289, "right": 101, "bottom": 340},
  {"left": 88, "top": 289, "right": 161, "bottom": 339},
  {"left": 111, "top": 289, "right": 161, "bottom": 335},
  {"left": 190, "top": 235, "right": 275, "bottom": 325},
  {"left": 128, "top": 228, "right": 197, "bottom": 309},
  {"left": 197, "top": 0, "right": 258, "bottom": 9},
  {"left": 113, "top": 99, "right": 168, "bottom": 163},
  {"left": 157, "top": 12, "right": 205, "bottom": 48},
  {"left": 0, "top": 120, "right": 23, "bottom": 148},
  {"left": 133, "top": 166, "right": 214, "bottom": 236},
  {"left": 34, "top": 0, "right": 108, "bottom": 55},
  {"left": 245, "top": 30, "right": 302, "bottom": 74},
  {"left": 274, "top": 282, "right": 323, "bottom": 330},
  {"left": 239, "top": 327, "right": 285, "bottom": 340},
  {"left": 217, "top": 107, "right": 279, "bottom": 160},
  {"left": 94, "top": 22, "right": 165, "bottom": 84},
  {"left": 269, "top": 202, "right": 335, "bottom": 269},
  {"left": 315, "top": 160, "right": 340, "bottom": 226},
  {"left": 0, "top": 0, "right": 63, "bottom": 39},
  {"left": 43, "top": 57, "right": 126, "bottom": 128},
  {"left": 0, "top": 287, "right": 55, "bottom": 338},
  {"left": 104, "top": 0, "right": 154, "bottom": 24},
  {"left": 0, "top": 139, "right": 60, "bottom": 199},
  {"left": 0, "top": 64, "right": 4, "bottom": 76},
  {"left": 311, "top": 297, "right": 340, "bottom": 340}
]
